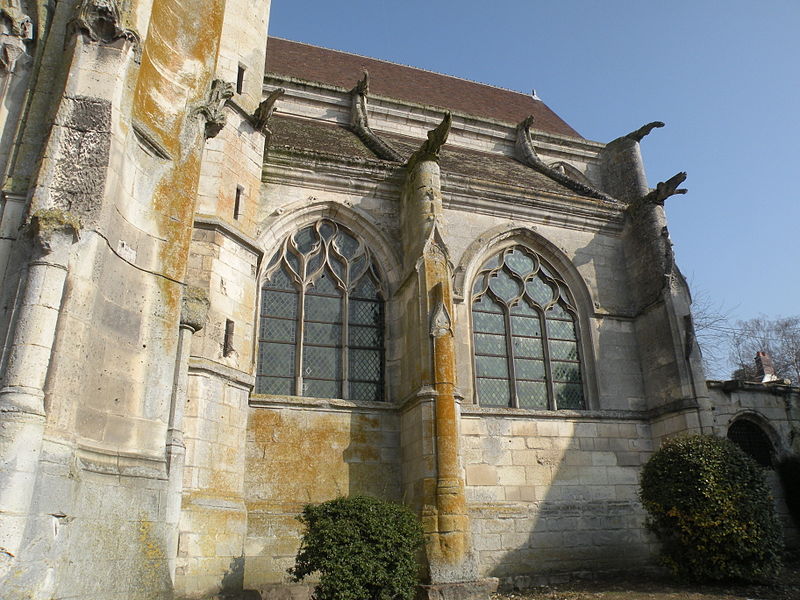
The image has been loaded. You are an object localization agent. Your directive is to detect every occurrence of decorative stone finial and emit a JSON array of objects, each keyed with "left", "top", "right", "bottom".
[
  {"left": 192, "top": 79, "right": 234, "bottom": 138},
  {"left": 515, "top": 116, "right": 616, "bottom": 203},
  {"left": 253, "top": 87, "right": 284, "bottom": 136},
  {"left": 430, "top": 301, "right": 453, "bottom": 338}
]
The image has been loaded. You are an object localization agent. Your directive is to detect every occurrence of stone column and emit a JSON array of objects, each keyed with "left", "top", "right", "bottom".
[
  {"left": 0, "top": 209, "right": 77, "bottom": 572},
  {"left": 165, "top": 286, "right": 209, "bottom": 582}
]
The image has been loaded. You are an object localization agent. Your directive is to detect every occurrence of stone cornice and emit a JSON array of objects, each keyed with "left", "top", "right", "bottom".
[
  {"left": 442, "top": 174, "right": 626, "bottom": 235},
  {"left": 263, "top": 148, "right": 404, "bottom": 201},
  {"left": 187, "top": 356, "right": 255, "bottom": 388},
  {"left": 192, "top": 214, "right": 263, "bottom": 259}
]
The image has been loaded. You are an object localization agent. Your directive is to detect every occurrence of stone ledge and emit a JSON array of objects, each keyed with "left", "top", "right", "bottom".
[{"left": 461, "top": 406, "right": 646, "bottom": 422}]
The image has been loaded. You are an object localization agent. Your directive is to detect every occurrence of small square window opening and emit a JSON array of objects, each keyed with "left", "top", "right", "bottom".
[
  {"left": 236, "top": 65, "right": 246, "bottom": 95},
  {"left": 234, "top": 185, "right": 244, "bottom": 220}
]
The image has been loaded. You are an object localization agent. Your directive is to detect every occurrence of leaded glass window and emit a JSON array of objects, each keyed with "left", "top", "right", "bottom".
[
  {"left": 256, "top": 220, "right": 385, "bottom": 401},
  {"left": 472, "top": 246, "right": 585, "bottom": 410}
]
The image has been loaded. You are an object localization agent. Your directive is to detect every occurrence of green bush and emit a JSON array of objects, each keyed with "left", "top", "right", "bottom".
[
  {"left": 640, "top": 434, "right": 783, "bottom": 582},
  {"left": 289, "top": 495, "right": 424, "bottom": 600},
  {"left": 777, "top": 454, "right": 800, "bottom": 528}
]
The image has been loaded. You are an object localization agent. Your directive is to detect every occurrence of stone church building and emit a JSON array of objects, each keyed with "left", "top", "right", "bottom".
[{"left": 0, "top": 1, "right": 797, "bottom": 598}]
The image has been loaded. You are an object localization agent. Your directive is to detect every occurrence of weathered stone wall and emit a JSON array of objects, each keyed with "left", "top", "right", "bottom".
[
  {"left": 242, "top": 400, "right": 401, "bottom": 591},
  {"left": 0, "top": 0, "right": 272, "bottom": 594},
  {"left": 462, "top": 413, "right": 654, "bottom": 584}
]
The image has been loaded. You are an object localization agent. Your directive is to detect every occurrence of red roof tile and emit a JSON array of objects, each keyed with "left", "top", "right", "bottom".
[{"left": 265, "top": 37, "right": 582, "bottom": 139}]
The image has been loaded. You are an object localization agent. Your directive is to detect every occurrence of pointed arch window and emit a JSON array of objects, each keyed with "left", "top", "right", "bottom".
[
  {"left": 256, "top": 220, "right": 385, "bottom": 402},
  {"left": 471, "top": 246, "right": 585, "bottom": 410}
]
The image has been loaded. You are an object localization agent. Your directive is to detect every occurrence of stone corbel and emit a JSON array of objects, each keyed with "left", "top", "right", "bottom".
[
  {"left": 641, "top": 171, "right": 687, "bottom": 206},
  {"left": 180, "top": 286, "right": 209, "bottom": 332},
  {"left": 192, "top": 79, "right": 234, "bottom": 139},
  {"left": 515, "top": 116, "right": 616, "bottom": 203},
  {"left": 27, "top": 208, "right": 81, "bottom": 253},
  {"left": 0, "top": 4, "right": 33, "bottom": 74},
  {"left": 348, "top": 70, "right": 404, "bottom": 162},
  {"left": 68, "top": 0, "right": 141, "bottom": 58},
  {"left": 407, "top": 111, "right": 451, "bottom": 169},
  {"left": 253, "top": 87, "right": 285, "bottom": 140}
]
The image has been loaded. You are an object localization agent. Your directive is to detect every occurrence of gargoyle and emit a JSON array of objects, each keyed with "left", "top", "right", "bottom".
[
  {"left": 625, "top": 121, "right": 665, "bottom": 143},
  {"left": 253, "top": 87, "right": 284, "bottom": 135},
  {"left": 515, "top": 115, "right": 615, "bottom": 202},
  {"left": 354, "top": 68, "right": 369, "bottom": 96},
  {"left": 349, "top": 70, "right": 403, "bottom": 162},
  {"left": 643, "top": 171, "right": 688, "bottom": 205},
  {"left": 407, "top": 112, "right": 451, "bottom": 168},
  {"left": 192, "top": 79, "right": 234, "bottom": 139}
]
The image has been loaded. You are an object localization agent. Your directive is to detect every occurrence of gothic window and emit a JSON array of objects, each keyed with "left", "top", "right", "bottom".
[
  {"left": 727, "top": 419, "right": 774, "bottom": 468},
  {"left": 256, "top": 220, "right": 384, "bottom": 401},
  {"left": 471, "top": 246, "right": 585, "bottom": 410}
]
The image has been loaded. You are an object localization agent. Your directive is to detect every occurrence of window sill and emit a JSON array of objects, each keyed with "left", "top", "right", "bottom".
[
  {"left": 249, "top": 393, "right": 396, "bottom": 413},
  {"left": 461, "top": 405, "right": 646, "bottom": 421}
]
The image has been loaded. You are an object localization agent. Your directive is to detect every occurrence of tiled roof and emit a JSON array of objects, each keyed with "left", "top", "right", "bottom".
[
  {"left": 379, "top": 132, "right": 576, "bottom": 195},
  {"left": 265, "top": 37, "right": 582, "bottom": 139},
  {"left": 269, "top": 116, "right": 380, "bottom": 160},
  {"left": 268, "top": 116, "right": 580, "bottom": 197}
]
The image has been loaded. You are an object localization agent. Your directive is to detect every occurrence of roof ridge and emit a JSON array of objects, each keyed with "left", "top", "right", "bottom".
[{"left": 268, "top": 36, "right": 540, "bottom": 102}]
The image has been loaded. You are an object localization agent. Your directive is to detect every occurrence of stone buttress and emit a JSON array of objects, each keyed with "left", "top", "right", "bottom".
[{"left": 0, "top": 0, "right": 272, "bottom": 597}]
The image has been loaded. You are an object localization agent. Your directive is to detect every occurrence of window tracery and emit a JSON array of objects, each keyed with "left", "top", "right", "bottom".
[
  {"left": 471, "top": 245, "right": 585, "bottom": 410},
  {"left": 256, "top": 220, "right": 384, "bottom": 401}
]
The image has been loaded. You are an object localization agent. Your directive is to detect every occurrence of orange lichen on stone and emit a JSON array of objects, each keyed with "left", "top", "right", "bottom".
[
  {"left": 402, "top": 151, "right": 471, "bottom": 569},
  {"left": 132, "top": 0, "right": 225, "bottom": 154},
  {"left": 247, "top": 409, "right": 395, "bottom": 504}
]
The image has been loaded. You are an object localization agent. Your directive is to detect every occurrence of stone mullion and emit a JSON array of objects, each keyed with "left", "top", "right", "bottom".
[
  {"left": 341, "top": 291, "right": 349, "bottom": 400},
  {"left": 294, "top": 283, "right": 306, "bottom": 395},
  {"left": 540, "top": 308, "right": 556, "bottom": 410},
  {"left": 503, "top": 305, "right": 518, "bottom": 408}
]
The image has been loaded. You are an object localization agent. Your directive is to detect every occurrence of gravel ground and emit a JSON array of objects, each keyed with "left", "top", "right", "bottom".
[{"left": 490, "top": 555, "right": 800, "bottom": 600}]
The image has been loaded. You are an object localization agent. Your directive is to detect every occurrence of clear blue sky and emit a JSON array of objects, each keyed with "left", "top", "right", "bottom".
[{"left": 268, "top": 1, "right": 799, "bottom": 326}]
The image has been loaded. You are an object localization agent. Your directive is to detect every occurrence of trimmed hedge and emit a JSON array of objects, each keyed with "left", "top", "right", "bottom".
[
  {"left": 289, "top": 495, "right": 424, "bottom": 600},
  {"left": 640, "top": 434, "right": 783, "bottom": 581}
]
